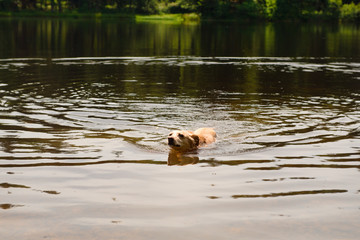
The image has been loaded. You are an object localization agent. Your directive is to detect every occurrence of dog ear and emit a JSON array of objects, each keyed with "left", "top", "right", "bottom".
[{"left": 190, "top": 134, "right": 200, "bottom": 147}]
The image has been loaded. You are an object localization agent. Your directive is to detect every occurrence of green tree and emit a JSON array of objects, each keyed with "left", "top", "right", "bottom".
[
  {"left": 274, "top": 0, "right": 302, "bottom": 19},
  {"left": 20, "top": 0, "right": 37, "bottom": 9},
  {"left": 0, "top": 0, "right": 19, "bottom": 10}
]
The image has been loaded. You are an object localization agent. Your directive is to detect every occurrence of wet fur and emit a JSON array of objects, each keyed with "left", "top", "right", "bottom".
[{"left": 168, "top": 128, "right": 216, "bottom": 152}]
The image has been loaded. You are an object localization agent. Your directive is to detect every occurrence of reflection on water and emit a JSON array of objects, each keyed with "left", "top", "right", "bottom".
[
  {"left": 0, "top": 203, "right": 24, "bottom": 210},
  {"left": 232, "top": 189, "right": 348, "bottom": 198},
  {"left": 1, "top": 19, "right": 360, "bottom": 58},
  {"left": 0, "top": 19, "right": 360, "bottom": 239},
  {"left": 168, "top": 150, "right": 199, "bottom": 165}
]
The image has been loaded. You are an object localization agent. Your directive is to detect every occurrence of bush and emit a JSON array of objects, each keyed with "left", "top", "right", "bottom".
[
  {"left": 273, "top": 0, "right": 302, "bottom": 19},
  {"left": 0, "top": 0, "right": 18, "bottom": 11},
  {"left": 167, "top": 0, "right": 197, "bottom": 13},
  {"left": 341, "top": 2, "right": 360, "bottom": 20},
  {"left": 264, "top": 0, "right": 277, "bottom": 19},
  {"left": 135, "top": 0, "right": 159, "bottom": 14},
  {"left": 235, "top": 0, "right": 263, "bottom": 19},
  {"left": 326, "top": 0, "right": 342, "bottom": 18},
  {"left": 198, "top": 0, "right": 232, "bottom": 18}
]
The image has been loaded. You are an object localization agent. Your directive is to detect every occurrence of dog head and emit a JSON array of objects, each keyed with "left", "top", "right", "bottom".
[{"left": 168, "top": 130, "right": 200, "bottom": 152}]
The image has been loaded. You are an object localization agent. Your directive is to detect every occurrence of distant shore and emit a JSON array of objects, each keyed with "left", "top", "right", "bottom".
[
  {"left": 0, "top": 10, "right": 359, "bottom": 23},
  {"left": 1, "top": 0, "right": 360, "bottom": 22},
  {"left": 0, "top": 11, "right": 203, "bottom": 23}
]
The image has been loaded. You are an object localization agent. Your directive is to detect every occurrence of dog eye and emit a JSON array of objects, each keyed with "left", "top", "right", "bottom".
[{"left": 178, "top": 134, "right": 184, "bottom": 138}]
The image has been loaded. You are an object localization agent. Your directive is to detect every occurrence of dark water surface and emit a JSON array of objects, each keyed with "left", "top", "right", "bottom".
[{"left": 0, "top": 19, "right": 360, "bottom": 239}]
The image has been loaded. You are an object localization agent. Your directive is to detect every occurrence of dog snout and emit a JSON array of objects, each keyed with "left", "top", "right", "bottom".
[{"left": 168, "top": 137, "right": 175, "bottom": 146}]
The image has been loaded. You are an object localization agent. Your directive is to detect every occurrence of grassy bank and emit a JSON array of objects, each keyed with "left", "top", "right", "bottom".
[{"left": 135, "top": 13, "right": 200, "bottom": 23}]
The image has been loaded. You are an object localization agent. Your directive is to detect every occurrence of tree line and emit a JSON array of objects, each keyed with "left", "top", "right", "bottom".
[{"left": 0, "top": 0, "right": 360, "bottom": 20}]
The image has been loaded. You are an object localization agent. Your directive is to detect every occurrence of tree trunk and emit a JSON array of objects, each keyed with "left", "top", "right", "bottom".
[{"left": 57, "top": 0, "right": 62, "bottom": 12}]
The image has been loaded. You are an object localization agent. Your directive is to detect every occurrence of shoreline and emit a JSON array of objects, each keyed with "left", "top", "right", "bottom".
[{"left": 0, "top": 11, "right": 358, "bottom": 23}]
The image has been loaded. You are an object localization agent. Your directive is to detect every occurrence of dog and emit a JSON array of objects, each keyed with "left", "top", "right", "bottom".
[{"left": 168, "top": 128, "right": 216, "bottom": 152}]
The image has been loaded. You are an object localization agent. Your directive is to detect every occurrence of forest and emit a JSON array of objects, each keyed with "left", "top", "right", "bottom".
[{"left": 0, "top": 0, "right": 360, "bottom": 21}]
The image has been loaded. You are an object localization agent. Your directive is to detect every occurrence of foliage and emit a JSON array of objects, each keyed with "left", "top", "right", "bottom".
[
  {"left": 326, "top": 0, "right": 342, "bottom": 18},
  {"left": 263, "top": 0, "right": 277, "bottom": 19},
  {"left": 235, "top": 0, "right": 263, "bottom": 19},
  {"left": 0, "top": 0, "right": 360, "bottom": 21},
  {"left": 341, "top": 2, "right": 360, "bottom": 19},
  {"left": 166, "top": 0, "right": 198, "bottom": 13},
  {"left": 273, "top": 0, "right": 302, "bottom": 19}
]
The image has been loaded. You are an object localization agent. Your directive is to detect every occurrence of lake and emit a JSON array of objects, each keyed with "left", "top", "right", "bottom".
[{"left": 0, "top": 18, "right": 360, "bottom": 239}]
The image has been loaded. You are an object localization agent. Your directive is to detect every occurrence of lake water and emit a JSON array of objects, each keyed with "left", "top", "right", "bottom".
[{"left": 0, "top": 19, "right": 360, "bottom": 239}]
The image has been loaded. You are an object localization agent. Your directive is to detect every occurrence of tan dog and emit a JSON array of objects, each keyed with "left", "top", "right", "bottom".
[{"left": 168, "top": 128, "right": 216, "bottom": 152}]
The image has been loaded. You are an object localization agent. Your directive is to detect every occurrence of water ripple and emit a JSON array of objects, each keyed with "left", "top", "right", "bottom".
[
  {"left": 0, "top": 56, "right": 359, "bottom": 169},
  {"left": 0, "top": 56, "right": 359, "bottom": 74},
  {"left": 232, "top": 189, "right": 348, "bottom": 199}
]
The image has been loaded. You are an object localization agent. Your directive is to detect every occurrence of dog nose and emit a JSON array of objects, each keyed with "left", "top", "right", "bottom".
[{"left": 168, "top": 137, "right": 175, "bottom": 145}]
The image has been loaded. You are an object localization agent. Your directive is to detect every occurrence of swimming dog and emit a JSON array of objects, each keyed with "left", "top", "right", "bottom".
[{"left": 167, "top": 128, "right": 216, "bottom": 152}]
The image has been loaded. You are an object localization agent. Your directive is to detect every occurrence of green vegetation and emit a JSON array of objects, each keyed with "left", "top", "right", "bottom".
[
  {"left": 136, "top": 13, "right": 199, "bottom": 23},
  {"left": 0, "top": 0, "right": 359, "bottom": 21}
]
